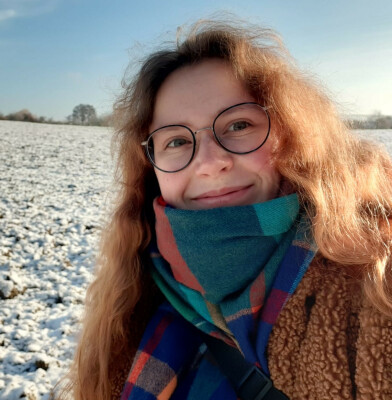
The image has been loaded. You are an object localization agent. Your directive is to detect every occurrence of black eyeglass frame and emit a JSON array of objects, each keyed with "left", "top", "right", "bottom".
[{"left": 141, "top": 102, "right": 271, "bottom": 173}]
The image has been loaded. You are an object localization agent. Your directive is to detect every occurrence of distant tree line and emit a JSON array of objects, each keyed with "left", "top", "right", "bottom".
[
  {"left": 347, "top": 112, "right": 392, "bottom": 129},
  {"left": 0, "top": 104, "right": 113, "bottom": 127},
  {"left": 1, "top": 106, "right": 390, "bottom": 130}
]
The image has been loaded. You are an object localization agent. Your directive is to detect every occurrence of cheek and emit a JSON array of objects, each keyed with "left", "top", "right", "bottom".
[
  {"left": 154, "top": 170, "right": 186, "bottom": 207},
  {"left": 247, "top": 144, "right": 276, "bottom": 174},
  {"left": 245, "top": 147, "right": 281, "bottom": 195}
]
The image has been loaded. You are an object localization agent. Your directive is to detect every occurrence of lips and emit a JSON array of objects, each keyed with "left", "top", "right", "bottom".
[{"left": 193, "top": 185, "right": 252, "bottom": 200}]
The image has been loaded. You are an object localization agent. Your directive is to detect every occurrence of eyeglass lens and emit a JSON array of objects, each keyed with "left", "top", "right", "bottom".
[{"left": 147, "top": 103, "right": 269, "bottom": 172}]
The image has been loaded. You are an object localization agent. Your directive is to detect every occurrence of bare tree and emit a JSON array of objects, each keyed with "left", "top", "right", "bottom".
[{"left": 70, "top": 104, "right": 97, "bottom": 125}]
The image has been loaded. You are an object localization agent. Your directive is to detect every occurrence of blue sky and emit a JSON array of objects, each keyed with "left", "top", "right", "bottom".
[{"left": 1, "top": 0, "right": 391, "bottom": 120}]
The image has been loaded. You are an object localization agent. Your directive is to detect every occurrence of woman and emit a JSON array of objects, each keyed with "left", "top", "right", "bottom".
[{"left": 57, "top": 20, "right": 392, "bottom": 399}]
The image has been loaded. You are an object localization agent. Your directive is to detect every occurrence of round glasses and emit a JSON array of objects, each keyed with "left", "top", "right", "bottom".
[{"left": 141, "top": 102, "right": 270, "bottom": 173}]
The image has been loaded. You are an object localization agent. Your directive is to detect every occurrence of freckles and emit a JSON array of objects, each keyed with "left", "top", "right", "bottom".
[
  {"left": 158, "top": 174, "right": 186, "bottom": 203},
  {"left": 258, "top": 147, "right": 276, "bottom": 169},
  {"left": 248, "top": 151, "right": 272, "bottom": 171},
  {"left": 161, "top": 176, "right": 174, "bottom": 194}
]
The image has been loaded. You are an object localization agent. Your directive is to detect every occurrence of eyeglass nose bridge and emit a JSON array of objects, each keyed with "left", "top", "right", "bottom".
[{"left": 193, "top": 126, "right": 213, "bottom": 136}]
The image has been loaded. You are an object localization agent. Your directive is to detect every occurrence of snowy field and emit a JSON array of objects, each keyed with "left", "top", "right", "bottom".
[
  {"left": 0, "top": 120, "right": 391, "bottom": 399},
  {"left": 0, "top": 121, "right": 113, "bottom": 399}
]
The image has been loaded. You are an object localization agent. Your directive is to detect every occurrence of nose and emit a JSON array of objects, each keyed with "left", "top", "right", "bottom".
[{"left": 193, "top": 129, "right": 234, "bottom": 176}]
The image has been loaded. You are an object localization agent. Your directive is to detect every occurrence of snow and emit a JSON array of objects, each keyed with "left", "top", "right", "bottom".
[
  {"left": 0, "top": 120, "right": 391, "bottom": 399},
  {"left": 0, "top": 121, "right": 112, "bottom": 399}
]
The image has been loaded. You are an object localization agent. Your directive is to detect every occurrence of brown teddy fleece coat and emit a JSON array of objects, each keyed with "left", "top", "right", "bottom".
[{"left": 110, "top": 256, "right": 392, "bottom": 399}]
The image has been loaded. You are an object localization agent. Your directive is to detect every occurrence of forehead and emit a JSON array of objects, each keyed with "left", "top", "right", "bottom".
[{"left": 150, "top": 59, "right": 255, "bottom": 131}]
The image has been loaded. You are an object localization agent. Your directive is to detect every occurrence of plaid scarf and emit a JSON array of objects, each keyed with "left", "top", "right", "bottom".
[{"left": 122, "top": 194, "right": 317, "bottom": 399}]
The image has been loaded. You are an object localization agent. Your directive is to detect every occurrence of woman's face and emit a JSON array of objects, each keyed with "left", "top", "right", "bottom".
[{"left": 150, "top": 59, "right": 281, "bottom": 209}]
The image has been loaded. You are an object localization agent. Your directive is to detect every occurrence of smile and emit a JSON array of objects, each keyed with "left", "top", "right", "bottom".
[{"left": 192, "top": 185, "right": 254, "bottom": 207}]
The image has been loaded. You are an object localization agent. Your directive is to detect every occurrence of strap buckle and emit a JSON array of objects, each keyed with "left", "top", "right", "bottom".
[{"left": 238, "top": 365, "right": 273, "bottom": 400}]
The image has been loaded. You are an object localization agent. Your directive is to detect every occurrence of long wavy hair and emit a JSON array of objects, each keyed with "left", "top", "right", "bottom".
[{"left": 55, "top": 19, "right": 392, "bottom": 399}]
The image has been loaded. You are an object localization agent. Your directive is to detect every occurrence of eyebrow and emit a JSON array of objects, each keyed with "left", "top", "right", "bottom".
[{"left": 151, "top": 101, "right": 254, "bottom": 132}]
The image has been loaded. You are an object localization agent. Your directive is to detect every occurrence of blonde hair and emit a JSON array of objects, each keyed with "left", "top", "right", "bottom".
[{"left": 55, "top": 19, "right": 392, "bottom": 399}]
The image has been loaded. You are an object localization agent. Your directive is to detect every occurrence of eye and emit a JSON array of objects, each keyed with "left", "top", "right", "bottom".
[
  {"left": 227, "top": 120, "right": 251, "bottom": 132},
  {"left": 166, "top": 138, "right": 191, "bottom": 148}
]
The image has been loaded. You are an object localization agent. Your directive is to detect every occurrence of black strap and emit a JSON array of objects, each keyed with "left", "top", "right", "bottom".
[{"left": 203, "top": 335, "right": 289, "bottom": 400}]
